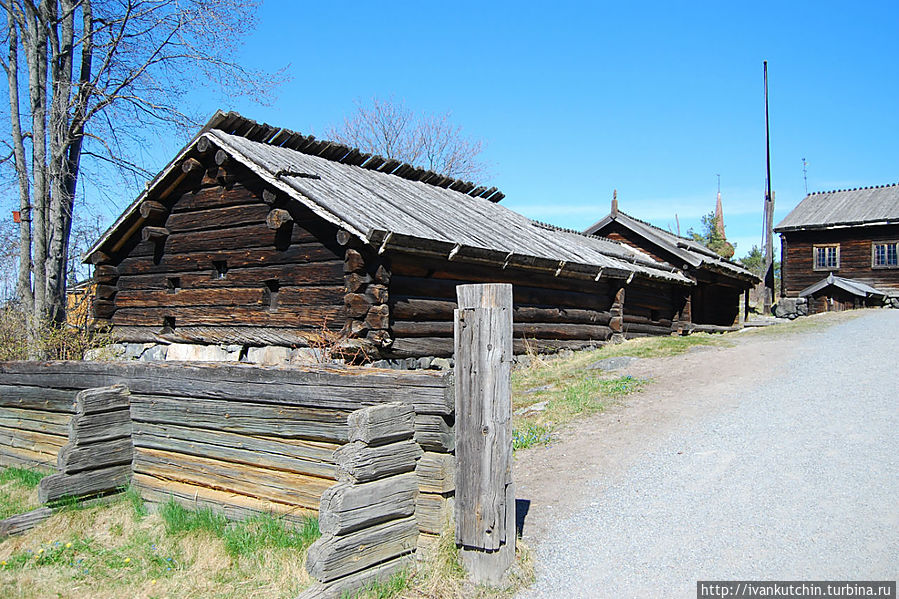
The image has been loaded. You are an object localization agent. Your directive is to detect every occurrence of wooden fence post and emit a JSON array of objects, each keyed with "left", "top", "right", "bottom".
[{"left": 454, "top": 283, "right": 515, "bottom": 585}]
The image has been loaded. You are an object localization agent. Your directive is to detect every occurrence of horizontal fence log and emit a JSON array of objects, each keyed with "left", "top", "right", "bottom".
[
  {"left": 305, "top": 515, "right": 419, "bottom": 583},
  {"left": 0, "top": 407, "right": 70, "bottom": 436},
  {"left": 299, "top": 554, "right": 414, "bottom": 599},
  {"left": 0, "top": 507, "right": 53, "bottom": 538},
  {"left": 38, "top": 464, "right": 132, "bottom": 503},
  {"left": 57, "top": 437, "right": 133, "bottom": 475},
  {"left": 113, "top": 305, "right": 345, "bottom": 328},
  {"left": 110, "top": 325, "right": 318, "bottom": 347},
  {"left": 131, "top": 395, "right": 349, "bottom": 443},
  {"left": 0, "top": 426, "right": 67, "bottom": 452},
  {"left": 318, "top": 473, "right": 418, "bottom": 536},
  {"left": 76, "top": 385, "right": 130, "bottom": 415},
  {"left": 0, "top": 385, "right": 76, "bottom": 412},
  {"left": 133, "top": 447, "right": 331, "bottom": 510},
  {"left": 67, "top": 409, "right": 131, "bottom": 445},
  {"left": 116, "top": 261, "right": 345, "bottom": 292},
  {"left": 132, "top": 421, "right": 338, "bottom": 479},
  {"left": 134, "top": 473, "right": 316, "bottom": 522},
  {"left": 334, "top": 440, "right": 422, "bottom": 484},
  {"left": 0, "top": 444, "right": 58, "bottom": 468},
  {"left": 0, "top": 362, "right": 454, "bottom": 416}
]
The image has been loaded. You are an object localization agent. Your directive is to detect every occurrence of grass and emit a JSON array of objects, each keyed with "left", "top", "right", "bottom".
[
  {"left": 0, "top": 467, "right": 49, "bottom": 520},
  {"left": 0, "top": 490, "right": 321, "bottom": 599},
  {"left": 512, "top": 423, "right": 554, "bottom": 450}
]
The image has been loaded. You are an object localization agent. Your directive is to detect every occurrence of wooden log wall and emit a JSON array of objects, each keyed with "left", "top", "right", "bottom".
[
  {"left": 39, "top": 385, "right": 133, "bottom": 503},
  {"left": 386, "top": 254, "right": 621, "bottom": 358},
  {"left": 341, "top": 246, "right": 392, "bottom": 353},
  {"left": 0, "top": 361, "right": 454, "bottom": 536},
  {"left": 301, "top": 403, "right": 420, "bottom": 599},
  {"left": 93, "top": 151, "right": 348, "bottom": 347},
  {"left": 619, "top": 279, "right": 680, "bottom": 339},
  {"left": 781, "top": 225, "right": 899, "bottom": 296}
]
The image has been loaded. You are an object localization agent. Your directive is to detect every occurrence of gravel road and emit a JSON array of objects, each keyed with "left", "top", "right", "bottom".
[{"left": 517, "top": 310, "right": 898, "bottom": 598}]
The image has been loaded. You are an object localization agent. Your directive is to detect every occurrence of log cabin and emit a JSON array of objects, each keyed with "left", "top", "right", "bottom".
[
  {"left": 84, "top": 111, "right": 694, "bottom": 362},
  {"left": 775, "top": 184, "right": 899, "bottom": 313},
  {"left": 583, "top": 197, "right": 759, "bottom": 330}
]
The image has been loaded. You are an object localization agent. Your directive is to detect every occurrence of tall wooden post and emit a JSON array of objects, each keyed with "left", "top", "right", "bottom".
[{"left": 454, "top": 283, "right": 515, "bottom": 585}]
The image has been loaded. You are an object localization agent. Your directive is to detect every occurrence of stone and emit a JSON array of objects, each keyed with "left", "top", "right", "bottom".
[
  {"left": 165, "top": 343, "right": 242, "bottom": 362},
  {"left": 431, "top": 358, "right": 452, "bottom": 370},
  {"left": 586, "top": 356, "right": 639, "bottom": 372},
  {"left": 514, "top": 401, "right": 548, "bottom": 416},
  {"left": 416, "top": 357, "right": 433, "bottom": 369},
  {"left": 139, "top": 345, "right": 168, "bottom": 361},
  {"left": 291, "top": 348, "right": 324, "bottom": 364},
  {"left": 522, "top": 384, "right": 554, "bottom": 395},
  {"left": 246, "top": 345, "right": 292, "bottom": 365}
]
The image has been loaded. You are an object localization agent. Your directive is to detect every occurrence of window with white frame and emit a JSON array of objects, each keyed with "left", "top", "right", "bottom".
[
  {"left": 872, "top": 241, "right": 898, "bottom": 268},
  {"left": 813, "top": 244, "right": 839, "bottom": 270}
]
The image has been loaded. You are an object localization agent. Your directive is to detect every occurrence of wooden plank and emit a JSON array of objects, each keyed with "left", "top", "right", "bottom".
[
  {"left": 112, "top": 305, "right": 345, "bottom": 328},
  {"left": 0, "top": 362, "right": 454, "bottom": 416},
  {"left": 0, "top": 444, "right": 58, "bottom": 469},
  {"left": 318, "top": 473, "right": 417, "bottom": 536},
  {"left": 58, "top": 437, "right": 133, "bottom": 474},
  {"left": 75, "top": 385, "right": 130, "bottom": 415},
  {"left": 416, "top": 452, "right": 455, "bottom": 494},
  {"left": 416, "top": 492, "right": 454, "bottom": 535},
  {"left": 305, "top": 516, "right": 418, "bottom": 583},
  {"left": 116, "top": 261, "right": 345, "bottom": 291},
  {"left": 454, "top": 283, "right": 515, "bottom": 584},
  {"left": 0, "top": 407, "right": 70, "bottom": 436},
  {"left": 392, "top": 321, "right": 613, "bottom": 341},
  {"left": 133, "top": 447, "right": 332, "bottom": 510},
  {"left": 0, "top": 385, "right": 76, "bottom": 412},
  {"left": 0, "top": 507, "right": 53, "bottom": 538},
  {"left": 0, "top": 426, "right": 68, "bottom": 452},
  {"left": 165, "top": 203, "right": 270, "bottom": 232},
  {"left": 334, "top": 440, "right": 422, "bottom": 484},
  {"left": 38, "top": 464, "right": 132, "bottom": 503},
  {"left": 414, "top": 414, "right": 454, "bottom": 453},
  {"left": 347, "top": 403, "right": 415, "bottom": 446},
  {"left": 67, "top": 409, "right": 131, "bottom": 445},
  {"left": 299, "top": 554, "right": 414, "bottom": 599},
  {"left": 134, "top": 473, "right": 315, "bottom": 522},
  {"left": 131, "top": 395, "right": 350, "bottom": 443},
  {"left": 115, "top": 285, "right": 344, "bottom": 309},
  {"left": 132, "top": 421, "right": 339, "bottom": 479}
]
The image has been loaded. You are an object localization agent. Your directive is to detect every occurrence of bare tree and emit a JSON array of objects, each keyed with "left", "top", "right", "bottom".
[
  {"left": 328, "top": 97, "right": 488, "bottom": 181},
  {"left": 1, "top": 0, "right": 280, "bottom": 354}
]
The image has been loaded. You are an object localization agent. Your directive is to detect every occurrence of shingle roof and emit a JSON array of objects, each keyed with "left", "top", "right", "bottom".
[
  {"left": 798, "top": 274, "right": 887, "bottom": 299},
  {"left": 86, "top": 112, "right": 691, "bottom": 285},
  {"left": 583, "top": 210, "right": 758, "bottom": 281},
  {"left": 774, "top": 184, "right": 899, "bottom": 232}
]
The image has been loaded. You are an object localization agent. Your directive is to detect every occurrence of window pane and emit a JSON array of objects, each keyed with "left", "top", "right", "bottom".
[{"left": 889, "top": 243, "right": 898, "bottom": 266}]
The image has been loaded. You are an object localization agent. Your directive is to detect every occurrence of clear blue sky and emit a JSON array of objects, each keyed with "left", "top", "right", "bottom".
[{"left": 117, "top": 1, "right": 899, "bottom": 259}]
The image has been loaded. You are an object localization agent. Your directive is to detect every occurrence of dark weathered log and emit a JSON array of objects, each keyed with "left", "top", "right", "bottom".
[
  {"left": 196, "top": 137, "right": 213, "bottom": 154},
  {"left": 165, "top": 203, "right": 270, "bottom": 233},
  {"left": 94, "top": 264, "right": 119, "bottom": 281},
  {"left": 374, "top": 265, "right": 390, "bottom": 285},
  {"left": 334, "top": 440, "right": 422, "bottom": 483},
  {"left": 130, "top": 395, "right": 350, "bottom": 443},
  {"left": 347, "top": 403, "right": 415, "bottom": 446},
  {"left": 117, "top": 261, "right": 344, "bottom": 291},
  {"left": 38, "top": 464, "right": 132, "bottom": 503},
  {"left": 365, "top": 304, "right": 390, "bottom": 330},
  {"left": 214, "top": 149, "right": 230, "bottom": 166},
  {"left": 94, "top": 284, "right": 118, "bottom": 300},
  {"left": 344, "top": 249, "right": 365, "bottom": 273},
  {"left": 344, "top": 272, "right": 372, "bottom": 293},
  {"left": 58, "top": 437, "right": 133, "bottom": 474},
  {"left": 318, "top": 473, "right": 417, "bottom": 536},
  {"left": 305, "top": 516, "right": 418, "bottom": 583},
  {"left": 127, "top": 223, "right": 319, "bottom": 258},
  {"left": 336, "top": 229, "right": 352, "bottom": 246},
  {"left": 344, "top": 293, "right": 373, "bottom": 318},
  {"left": 266, "top": 208, "right": 294, "bottom": 230},
  {"left": 181, "top": 157, "right": 204, "bottom": 174},
  {"left": 141, "top": 226, "right": 169, "bottom": 243},
  {"left": 113, "top": 305, "right": 345, "bottom": 328},
  {"left": 115, "top": 286, "right": 343, "bottom": 309},
  {"left": 416, "top": 452, "right": 455, "bottom": 494},
  {"left": 262, "top": 188, "right": 278, "bottom": 205},
  {"left": 0, "top": 507, "right": 53, "bottom": 538},
  {"left": 139, "top": 201, "right": 168, "bottom": 221},
  {"left": 89, "top": 251, "right": 111, "bottom": 265},
  {"left": 132, "top": 421, "right": 339, "bottom": 479},
  {"left": 368, "top": 284, "right": 388, "bottom": 303}
]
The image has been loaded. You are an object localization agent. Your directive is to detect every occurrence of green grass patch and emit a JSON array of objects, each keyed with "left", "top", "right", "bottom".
[
  {"left": 159, "top": 499, "right": 228, "bottom": 537},
  {"left": 223, "top": 512, "right": 320, "bottom": 556},
  {"left": 597, "top": 375, "right": 645, "bottom": 396},
  {"left": 512, "top": 423, "right": 554, "bottom": 450},
  {"left": 348, "top": 569, "right": 412, "bottom": 599},
  {"left": 0, "top": 466, "right": 48, "bottom": 519}
]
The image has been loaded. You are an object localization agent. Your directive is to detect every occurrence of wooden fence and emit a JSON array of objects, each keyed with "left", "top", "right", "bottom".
[{"left": 0, "top": 361, "right": 454, "bottom": 546}]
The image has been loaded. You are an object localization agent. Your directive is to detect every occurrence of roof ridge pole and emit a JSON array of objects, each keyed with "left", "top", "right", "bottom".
[{"left": 763, "top": 60, "right": 776, "bottom": 315}]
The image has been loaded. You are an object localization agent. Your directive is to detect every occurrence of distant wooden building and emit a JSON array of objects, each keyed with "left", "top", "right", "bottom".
[
  {"left": 583, "top": 198, "right": 758, "bottom": 329},
  {"left": 85, "top": 112, "right": 693, "bottom": 360},
  {"left": 775, "top": 184, "right": 899, "bottom": 312}
]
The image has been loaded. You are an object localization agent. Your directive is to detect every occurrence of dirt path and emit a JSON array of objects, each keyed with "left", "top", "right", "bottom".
[{"left": 513, "top": 308, "right": 899, "bottom": 598}]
